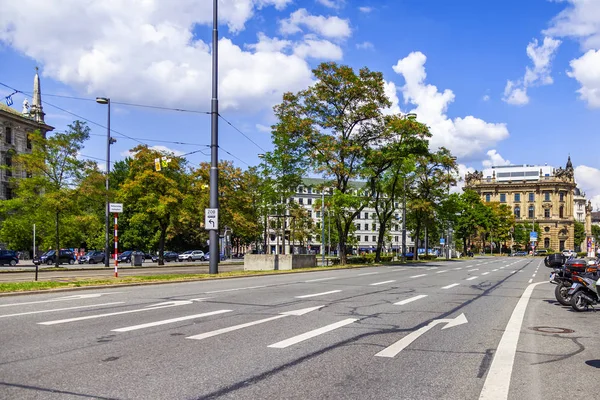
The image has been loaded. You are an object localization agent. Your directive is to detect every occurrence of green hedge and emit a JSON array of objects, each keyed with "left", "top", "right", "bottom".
[{"left": 419, "top": 255, "right": 437, "bottom": 260}]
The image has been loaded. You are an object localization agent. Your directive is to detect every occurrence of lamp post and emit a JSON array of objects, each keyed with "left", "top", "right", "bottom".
[
  {"left": 208, "top": 0, "right": 220, "bottom": 274},
  {"left": 445, "top": 157, "right": 457, "bottom": 260},
  {"left": 321, "top": 184, "right": 325, "bottom": 266},
  {"left": 95, "top": 97, "right": 113, "bottom": 268},
  {"left": 400, "top": 112, "right": 416, "bottom": 262}
]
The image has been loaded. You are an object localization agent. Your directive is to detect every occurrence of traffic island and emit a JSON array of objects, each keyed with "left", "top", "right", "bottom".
[{"left": 244, "top": 254, "right": 317, "bottom": 271}]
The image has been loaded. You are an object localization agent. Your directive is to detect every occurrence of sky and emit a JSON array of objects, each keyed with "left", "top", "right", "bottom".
[{"left": 1, "top": 0, "right": 600, "bottom": 208}]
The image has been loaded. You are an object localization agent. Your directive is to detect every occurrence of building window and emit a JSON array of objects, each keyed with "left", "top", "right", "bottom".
[
  {"left": 298, "top": 198, "right": 303, "bottom": 205},
  {"left": 485, "top": 193, "right": 491, "bottom": 202},
  {"left": 5, "top": 154, "right": 12, "bottom": 177},
  {"left": 307, "top": 198, "right": 312, "bottom": 205},
  {"left": 514, "top": 206, "right": 520, "bottom": 218},
  {"left": 528, "top": 205, "right": 535, "bottom": 219},
  {"left": 544, "top": 227, "right": 550, "bottom": 232},
  {"left": 26, "top": 133, "right": 32, "bottom": 150},
  {"left": 364, "top": 212, "right": 369, "bottom": 219},
  {"left": 528, "top": 193, "right": 535, "bottom": 202},
  {"left": 356, "top": 236, "right": 360, "bottom": 242},
  {"left": 4, "top": 184, "right": 13, "bottom": 200},
  {"left": 308, "top": 211, "right": 312, "bottom": 218},
  {"left": 559, "top": 206, "right": 564, "bottom": 218},
  {"left": 500, "top": 193, "right": 506, "bottom": 203},
  {"left": 544, "top": 192, "right": 551, "bottom": 201},
  {"left": 365, "top": 235, "right": 369, "bottom": 242},
  {"left": 364, "top": 224, "right": 369, "bottom": 231},
  {"left": 316, "top": 211, "right": 321, "bottom": 218},
  {"left": 356, "top": 223, "right": 361, "bottom": 231},
  {"left": 307, "top": 187, "right": 312, "bottom": 194},
  {"left": 514, "top": 193, "right": 521, "bottom": 202},
  {"left": 372, "top": 213, "right": 377, "bottom": 219},
  {"left": 5, "top": 127, "right": 12, "bottom": 144},
  {"left": 395, "top": 236, "right": 399, "bottom": 242},
  {"left": 544, "top": 208, "right": 550, "bottom": 218},
  {"left": 372, "top": 236, "right": 376, "bottom": 242},
  {"left": 559, "top": 192, "right": 564, "bottom": 202},
  {"left": 373, "top": 224, "right": 377, "bottom": 231},
  {"left": 395, "top": 225, "right": 399, "bottom": 231},
  {"left": 544, "top": 237, "right": 550, "bottom": 248},
  {"left": 559, "top": 240, "right": 565, "bottom": 251}
]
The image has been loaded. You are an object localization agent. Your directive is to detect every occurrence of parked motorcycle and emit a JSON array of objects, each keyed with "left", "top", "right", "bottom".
[
  {"left": 548, "top": 255, "right": 597, "bottom": 306},
  {"left": 568, "top": 272, "right": 600, "bottom": 312}
]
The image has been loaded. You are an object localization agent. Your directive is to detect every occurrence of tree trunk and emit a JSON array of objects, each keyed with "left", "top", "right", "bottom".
[
  {"left": 413, "top": 220, "right": 422, "bottom": 260},
  {"left": 463, "top": 237, "right": 468, "bottom": 254},
  {"left": 375, "top": 228, "right": 386, "bottom": 262},
  {"left": 158, "top": 225, "right": 166, "bottom": 266},
  {"left": 55, "top": 211, "right": 60, "bottom": 268}
]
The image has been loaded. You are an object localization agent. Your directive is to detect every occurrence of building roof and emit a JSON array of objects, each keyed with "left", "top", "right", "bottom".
[
  {"left": 0, "top": 103, "right": 54, "bottom": 130},
  {"left": 0, "top": 103, "right": 27, "bottom": 118}
]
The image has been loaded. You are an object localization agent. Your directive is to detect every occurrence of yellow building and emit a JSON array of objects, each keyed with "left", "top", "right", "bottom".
[{"left": 464, "top": 158, "right": 580, "bottom": 252}]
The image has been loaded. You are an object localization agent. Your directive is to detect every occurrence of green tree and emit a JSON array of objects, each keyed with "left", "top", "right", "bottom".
[
  {"left": 513, "top": 222, "right": 541, "bottom": 251},
  {"left": 271, "top": 62, "right": 392, "bottom": 264},
  {"left": 574, "top": 220, "right": 586, "bottom": 251},
  {"left": 454, "top": 190, "right": 488, "bottom": 254},
  {"left": 592, "top": 225, "right": 600, "bottom": 245}
]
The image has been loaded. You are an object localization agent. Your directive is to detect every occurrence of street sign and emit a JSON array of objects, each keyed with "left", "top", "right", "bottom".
[
  {"left": 440, "top": 238, "right": 445, "bottom": 245},
  {"left": 205, "top": 208, "right": 218, "bottom": 230},
  {"left": 529, "top": 231, "right": 537, "bottom": 242},
  {"left": 109, "top": 203, "right": 123, "bottom": 213}
]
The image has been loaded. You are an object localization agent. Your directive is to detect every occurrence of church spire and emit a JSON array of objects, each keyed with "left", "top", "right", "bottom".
[
  {"left": 566, "top": 155, "right": 573, "bottom": 170},
  {"left": 30, "top": 67, "right": 45, "bottom": 123}
]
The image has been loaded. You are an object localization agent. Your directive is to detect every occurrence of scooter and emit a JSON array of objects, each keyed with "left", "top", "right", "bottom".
[{"left": 568, "top": 272, "right": 600, "bottom": 312}]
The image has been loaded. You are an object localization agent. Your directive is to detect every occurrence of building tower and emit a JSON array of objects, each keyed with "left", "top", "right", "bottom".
[{"left": 28, "top": 67, "right": 45, "bottom": 124}]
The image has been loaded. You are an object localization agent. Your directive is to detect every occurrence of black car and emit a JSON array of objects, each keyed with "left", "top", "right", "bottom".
[
  {"left": 151, "top": 251, "right": 179, "bottom": 262},
  {"left": 0, "top": 250, "right": 19, "bottom": 266},
  {"left": 34, "top": 249, "right": 76, "bottom": 265},
  {"left": 117, "top": 250, "right": 146, "bottom": 263}
]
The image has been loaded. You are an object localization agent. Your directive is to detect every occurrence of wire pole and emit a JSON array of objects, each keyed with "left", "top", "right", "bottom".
[
  {"left": 105, "top": 99, "right": 111, "bottom": 267},
  {"left": 209, "top": 0, "right": 219, "bottom": 274},
  {"left": 114, "top": 213, "right": 119, "bottom": 277},
  {"left": 402, "top": 176, "right": 407, "bottom": 262},
  {"left": 321, "top": 188, "right": 325, "bottom": 266}
]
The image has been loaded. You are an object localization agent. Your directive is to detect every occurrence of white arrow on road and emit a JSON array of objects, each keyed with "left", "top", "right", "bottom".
[
  {"left": 38, "top": 300, "right": 198, "bottom": 325},
  {"left": 0, "top": 292, "right": 122, "bottom": 308},
  {"left": 186, "top": 305, "right": 324, "bottom": 341},
  {"left": 375, "top": 313, "right": 468, "bottom": 358}
]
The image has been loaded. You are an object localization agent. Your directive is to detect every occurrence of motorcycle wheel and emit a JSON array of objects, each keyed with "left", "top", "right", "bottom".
[
  {"left": 554, "top": 282, "right": 572, "bottom": 306},
  {"left": 570, "top": 291, "right": 588, "bottom": 312}
]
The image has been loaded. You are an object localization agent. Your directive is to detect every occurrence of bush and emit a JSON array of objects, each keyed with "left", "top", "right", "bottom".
[
  {"left": 419, "top": 255, "right": 437, "bottom": 261},
  {"left": 329, "top": 258, "right": 341, "bottom": 265},
  {"left": 347, "top": 256, "right": 367, "bottom": 264},
  {"left": 379, "top": 255, "right": 393, "bottom": 262}
]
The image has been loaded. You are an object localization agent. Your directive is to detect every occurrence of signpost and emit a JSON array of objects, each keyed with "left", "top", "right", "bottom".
[
  {"left": 109, "top": 203, "right": 123, "bottom": 277},
  {"left": 205, "top": 208, "right": 219, "bottom": 231},
  {"left": 530, "top": 231, "right": 537, "bottom": 254}
]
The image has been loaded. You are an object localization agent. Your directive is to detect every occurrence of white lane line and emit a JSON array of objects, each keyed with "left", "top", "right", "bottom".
[
  {"left": 454, "top": 267, "right": 463, "bottom": 270},
  {"left": 410, "top": 274, "right": 427, "bottom": 279},
  {"left": 442, "top": 283, "right": 460, "bottom": 289},
  {"left": 492, "top": 269, "right": 498, "bottom": 272},
  {"left": 0, "top": 293, "right": 122, "bottom": 308},
  {"left": 0, "top": 302, "right": 124, "bottom": 319},
  {"left": 268, "top": 318, "right": 357, "bottom": 349},
  {"left": 305, "top": 277, "right": 338, "bottom": 283},
  {"left": 436, "top": 270, "right": 448, "bottom": 274},
  {"left": 469, "top": 268, "right": 479, "bottom": 272},
  {"left": 478, "top": 282, "right": 546, "bottom": 400},
  {"left": 466, "top": 277, "right": 478, "bottom": 281},
  {"left": 532, "top": 274, "right": 536, "bottom": 277},
  {"left": 482, "top": 272, "right": 490, "bottom": 276},
  {"left": 394, "top": 295, "right": 428, "bottom": 306},
  {"left": 205, "top": 285, "right": 266, "bottom": 294},
  {"left": 112, "top": 310, "right": 231, "bottom": 332},
  {"left": 295, "top": 290, "right": 341, "bottom": 299},
  {"left": 499, "top": 267, "right": 505, "bottom": 269},
  {"left": 357, "top": 272, "right": 379, "bottom": 276},
  {"left": 370, "top": 280, "right": 396, "bottom": 286},
  {"left": 528, "top": 279, "right": 533, "bottom": 283},
  {"left": 511, "top": 271, "right": 517, "bottom": 274}
]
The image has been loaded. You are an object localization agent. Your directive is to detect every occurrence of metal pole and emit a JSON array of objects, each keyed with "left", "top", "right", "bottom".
[
  {"left": 446, "top": 166, "right": 450, "bottom": 260},
  {"left": 105, "top": 99, "right": 111, "bottom": 267},
  {"left": 209, "top": 0, "right": 219, "bottom": 274},
  {"left": 114, "top": 213, "right": 118, "bottom": 277},
  {"left": 321, "top": 188, "right": 325, "bottom": 265},
  {"left": 328, "top": 209, "right": 331, "bottom": 257},
  {"left": 402, "top": 176, "right": 407, "bottom": 262},
  {"left": 34, "top": 223, "right": 38, "bottom": 281}
]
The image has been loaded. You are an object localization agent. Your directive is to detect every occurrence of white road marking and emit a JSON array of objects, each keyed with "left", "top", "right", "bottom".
[
  {"left": 186, "top": 306, "right": 324, "bottom": 341},
  {"left": 394, "top": 295, "right": 428, "bottom": 306},
  {"left": 478, "top": 282, "right": 546, "bottom": 400},
  {"left": 511, "top": 271, "right": 517, "bottom": 274},
  {"left": 112, "top": 310, "right": 231, "bottom": 332},
  {"left": 370, "top": 280, "right": 396, "bottom": 286},
  {"left": 0, "top": 293, "right": 121, "bottom": 308},
  {"left": 410, "top": 274, "right": 427, "bottom": 278},
  {"left": 436, "top": 270, "right": 448, "bottom": 274},
  {"left": 442, "top": 283, "right": 460, "bottom": 289},
  {"left": 357, "top": 272, "right": 379, "bottom": 276},
  {"left": 38, "top": 300, "right": 195, "bottom": 325},
  {"left": 532, "top": 274, "right": 536, "bottom": 277},
  {"left": 295, "top": 290, "right": 341, "bottom": 299},
  {"left": 492, "top": 269, "right": 498, "bottom": 272},
  {"left": 205, "top": 285, "right": 266, "bottom": 294},
  {"left": 268, "top": 318, "right": 357, "bottom": 349},
  {"left": 528, "top": 279, "right": 533, "bottom": 283},
  {"left": 469, "top": 268, "right": 479, "bottom": 272},
  {"left": 466, "top": 277, "right": 477, "bottom": 281},
  {"left": 0, "top": 302, "right": 124, "bottom": 318},
  {"left": 499, "top": 267, "right": 505, "bottom": 269},
  {"left": 375, "top": 314, "right": 468, "bottom": 358},
  {"left": 482, "top": 272, "right": 490, "bottom": 275},
  {"left": 454, "top": 267, "right": 463, "bottom": 270},
  {"left": 305, "top": 277, "right": 338, "bottom": 283}
]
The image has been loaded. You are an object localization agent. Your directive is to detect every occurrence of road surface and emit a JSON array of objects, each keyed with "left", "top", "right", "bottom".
[{"left": 1, "top": 256, "right": 598, "bottom": 399}]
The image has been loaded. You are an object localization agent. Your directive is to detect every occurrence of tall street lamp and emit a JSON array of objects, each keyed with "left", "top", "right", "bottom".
[{"left": 95, "top": 97, "right": 114, "bottom": 268}]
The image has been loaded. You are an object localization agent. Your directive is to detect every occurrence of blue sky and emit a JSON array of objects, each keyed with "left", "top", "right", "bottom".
[{"left": 1, "top": 0, "right": 600, "bottom": 207}]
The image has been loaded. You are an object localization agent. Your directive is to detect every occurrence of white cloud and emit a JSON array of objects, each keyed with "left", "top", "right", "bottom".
[
  {"left": 391, "top": 51, "right": 509, "bottom": 160},
  {"left": 293, "top": 37, "right": 343, "bottom": 60},
  {"left": 567, "top": 49, "right": 600, "bottom": 107},
  {"left": 482, "top": 94, "right": 490, "bottom": 102},
  {"left": 279, "top": 8, "right": 352, "bottom": 39},
  {"left": 356, "top": 41, "right": 374, "bottom": 50},
  {"left": 453, "top": 164, "right": 475, "bottom": 194},
  {"left": 382, "top": 80, "right": 401, "bottom": 116},
  {"left": 503, "top": 37, "right": 561, "bottom": 105},
  {"left": 316, "top": 0, "right": 344, "bottom": 9},
  {"left": 575, "top": 165, "right": 600, "bottom": 210},
  {"left": 544, "top": 0, "right": 600, "bottom": 51},
  {"left": 481, "top": 149, "right": 510, "bottom": 168},
  {"left": 255, "top": 123, "right": 271, "bottom": 133},
  {"left": 359, "top": 6, "right": 373, "bottom": 13},
  {"left": 0, "top": 1, "right": 325, "bottom": 114}
]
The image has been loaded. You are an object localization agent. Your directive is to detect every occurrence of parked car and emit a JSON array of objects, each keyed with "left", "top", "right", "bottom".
[
  {"left": 205, "top": 252, "right": 226, "bottom": 261},
  {"left": 34, "top": 249, "right": 76, "bottom": 265},
  {"left": 152, "top": 251, "right": 179, "bottom": 262},
  {"left": 512, "top": 251, "right": 528, "bottom": 256},
  {"left": 534, "top": 249, "right": 548, "bottom": 256},
  {"left": 78, "top": 251, "right": 105, "bottom": 264},
  {"left": 178, "top": 250, "right": 205, "bottom": 262},
  {"left": 0, "top": 250, "right": 19, "bottom": 266},
  {"left": 117, "top": 250, "right": 146, "bottom": 264},
  {"left": 562, "top": 249, "right": 574, "bottom": 257}
]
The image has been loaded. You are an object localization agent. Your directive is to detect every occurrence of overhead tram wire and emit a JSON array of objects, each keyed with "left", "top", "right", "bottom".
[{"left": 218, "top": 113, "right": 267, "bottom": 153}]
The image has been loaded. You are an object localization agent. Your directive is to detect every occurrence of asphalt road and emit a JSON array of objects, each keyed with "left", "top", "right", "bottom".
[{"left": 0, "top": 256, "right": 598, "bottom": 399}]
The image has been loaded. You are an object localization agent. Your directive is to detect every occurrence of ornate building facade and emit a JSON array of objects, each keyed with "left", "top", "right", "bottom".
[{"left": 464, "top": 158, "right": 589, "bottom": 252}]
